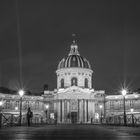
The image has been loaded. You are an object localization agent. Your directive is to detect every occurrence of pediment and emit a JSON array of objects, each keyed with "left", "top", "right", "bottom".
[{"left": 56, "top": 86, "right": 94, "bottom": 99}]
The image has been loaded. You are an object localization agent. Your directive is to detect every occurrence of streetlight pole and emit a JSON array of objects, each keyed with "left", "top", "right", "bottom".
[
  {"left": 18, "top": 89, "right": 24, "bottom": 126},
  {"left": 121, "top": 89, "right": 127, "bottom": 126}
]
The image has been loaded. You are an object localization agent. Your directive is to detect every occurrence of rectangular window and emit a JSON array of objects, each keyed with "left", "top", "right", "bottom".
[
  {"left": 6, "top": 101, "right": 10, "bottom": 109},
  {"left": 110, "top": 101, "right": 114, "bottom": 109},
  {"left": 130, "top": 100, "right": 134, "bottom": 108},
  {"left": 120, "top": 101, "right": 123, "bottom": 109},
  {"left": 15, "top": 101, "right": 20, "bottom": 108},
  {"left": 35, "top": 101, "right": 39, "bottom": 110}
]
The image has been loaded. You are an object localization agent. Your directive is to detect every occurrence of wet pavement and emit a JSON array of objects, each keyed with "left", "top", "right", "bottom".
[{"left": 0, "top": 124, "right": 140, "bottom": 140}]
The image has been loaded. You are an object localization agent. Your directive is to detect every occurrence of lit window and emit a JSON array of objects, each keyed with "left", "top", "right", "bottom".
[{"left": 130, "top": 100, "right": 134, "bottom": 107}]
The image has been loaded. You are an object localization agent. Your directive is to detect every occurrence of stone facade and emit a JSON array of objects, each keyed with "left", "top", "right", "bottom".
[
  {"left": 0, "top": 41, "right": 140, "bottom": 125},
  {"left": 0, "top": 93, "right": 44, "bottom": 124},
  {"left": 105, "top": 93, "right": 140, "bottom": 117}
]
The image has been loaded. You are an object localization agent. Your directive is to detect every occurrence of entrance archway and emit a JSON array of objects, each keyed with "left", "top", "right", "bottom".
[{"left": 71, "top": 112, "right": 78, "bottom": 124}]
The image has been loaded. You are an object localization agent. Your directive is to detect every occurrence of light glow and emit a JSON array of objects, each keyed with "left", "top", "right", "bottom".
[
  {"left": 50, "top": 113, "right": 54, "bottom": 119},
  {"left": 15, "top": 106, "right": 18, "bottom": 110},
  {"left": 95, "top": 113, "right": 99, "bottom": 119},
  {"left": 99, "top": 105, "right": 103, "bottom": 109},
  {"left": 134, "top": 95, "right": 139, "bottom": 98},
  {"left": 18, "top": 89, "right": 24, "bottom": 97},
  {"left": 130, "top": 108, "right": 134, "bottom": 113},
  {"left": 45, "top": 104, "right": 49, "bottom": 109},
  {"left": 0, "top": 101, "right": 3, "bottom": 106},
  {"left": 121, "top": 89, "right": 127, "bottom": 96}
]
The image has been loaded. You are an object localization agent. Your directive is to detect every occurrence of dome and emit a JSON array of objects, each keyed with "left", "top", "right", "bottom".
[{"left": 58, "top": 42, "right": 91, "bottom": 69}]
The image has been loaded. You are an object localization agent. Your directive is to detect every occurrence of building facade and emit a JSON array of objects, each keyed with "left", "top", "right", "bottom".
[{"left": 0, "top": 41, "right": 140, "bottom": 125}]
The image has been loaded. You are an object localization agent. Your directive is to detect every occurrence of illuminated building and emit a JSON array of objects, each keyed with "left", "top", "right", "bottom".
[{"left": 0, "top": 41, "right": 140, "bottom": 124}]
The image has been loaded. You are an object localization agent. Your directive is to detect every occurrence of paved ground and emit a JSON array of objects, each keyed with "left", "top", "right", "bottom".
[{"left": 0, "top": 124, "right": 140, "bottom": 140}]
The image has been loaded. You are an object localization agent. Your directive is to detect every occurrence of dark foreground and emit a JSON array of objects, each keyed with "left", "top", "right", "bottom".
[{"left": 0, "top": 124, "right": 140, "bottom": 140}]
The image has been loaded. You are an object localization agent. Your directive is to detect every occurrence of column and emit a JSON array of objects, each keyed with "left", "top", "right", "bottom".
[
  {"left": 64, "top": 99, "right": 67, "bottom": 123},
  {"left": 83, "top": 99, "right": 85, "bottom": 123},
  {"left": 86, "top": 100, "right": 88, "bottom": 122},
  {"left": 79, "top": 100, "right": 81, "bottom": 122},
  {"left": 67, "top": 100, "right": 70, "bottom": 123},
  {"left": 57, "top": 101, "right": 60, "bottom": 123},
  {"left": 78, "top": 99, "right": 80, "bottom": 123},
  {"left": 62, "top": 100, "right": 65, "bottom": 123},
  {"left": 60, "top": 100, "right": 62, "bottom": 123}
]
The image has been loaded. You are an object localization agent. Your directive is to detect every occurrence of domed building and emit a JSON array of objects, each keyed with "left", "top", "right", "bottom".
[
  {"left": 56, "top": 41, "right": 92, "bottom": 89},
  {"left": 1, "top": 40, "right": 140, "bottom": 126},
  {"left": 52, "top": 41, "right": 105, "bottom": 124}
]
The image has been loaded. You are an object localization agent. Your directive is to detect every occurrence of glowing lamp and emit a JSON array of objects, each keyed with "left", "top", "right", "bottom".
[
  {"left": 15, "top": 106, "right": 18, "bottom": 110},
  {"left": 45, "top": 104, "right": 49, "bottom": 109},
  {"left": 130, "top": 108, "right": 134, "bottom": 113},
  {"left": 121, "top": 89, "right": 127, "bottom": 96},
  {"left": 18, "top": 89, "right": 24, "bottom": 97},
  {"left": 99, "top": 105, "right": 103, "bottom": 109}
]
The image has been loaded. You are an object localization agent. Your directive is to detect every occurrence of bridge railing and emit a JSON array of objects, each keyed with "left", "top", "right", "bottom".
[
  {"left": 0, "top": 112, "right": 52, "bottom": 128},
  {"left": 102, "top": 113, "right": 140, "bottom": 126}
]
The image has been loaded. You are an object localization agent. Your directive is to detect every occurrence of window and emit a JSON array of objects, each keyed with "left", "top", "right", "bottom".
[
  {"left": 85, "top": 78, "right": 88, "bottom": 88},
  {"left": 110, "top": 101, "right": 114, "bottom": 109},
  {"left": 120, "top": 101, "right": 123, "bottom": 109},
  {"left": 130, "top": 100, "right": 134, "bottom": 108},
  {"left": 60, "top": 79, "right": 64, "bottom": 88},
  {"left": 5, "top": 101, "right": 10, "bottom": 109},
  {"left": 71, "top": 77, "right": 77, "bottom": 86},
  {"left": 35, "top": 101, "right": 39, "bottom": 110}
]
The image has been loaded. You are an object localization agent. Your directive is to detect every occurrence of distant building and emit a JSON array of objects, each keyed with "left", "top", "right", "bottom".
[
  {"left": 0, "top": 41, "right": 140, "bottom": 124},
  {"left": 105, "top": 93, "right": 140, "bottom": 117}
]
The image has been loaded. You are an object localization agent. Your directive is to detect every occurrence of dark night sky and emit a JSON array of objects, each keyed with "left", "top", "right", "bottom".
[{"left": 0, "top": 0, "right": 140, "bottom": 93}]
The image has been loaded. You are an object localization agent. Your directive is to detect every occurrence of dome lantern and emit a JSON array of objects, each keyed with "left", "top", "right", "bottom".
[{"left": 69, "top": 42, "right": 80, "bottom": 56}]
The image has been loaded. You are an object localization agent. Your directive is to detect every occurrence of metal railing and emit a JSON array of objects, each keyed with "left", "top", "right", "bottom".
[
  {"left": 103, "top": 113, "right": 140, "bottom": 126},
  {"left": 0, "top": 113, "right": 49, "bottom": 128}
]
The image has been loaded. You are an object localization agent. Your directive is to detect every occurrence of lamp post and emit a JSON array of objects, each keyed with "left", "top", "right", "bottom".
[
  {"left": 130, "top": 108, "right": 134, "bottom": 126},
  {"left": 0, "top": 101, "right": 3, "bottom": 128},
  {"left": 99, "top": 105, "right": 103, "bottom": 124},
  {"left": 121, "top": 89, "right": 127, "bottom": 126},
  {"left": 18, "top": 89, "right": 24, "bottom": 126},
  {"left": 45, "top": 104, "right": 49, "bottom": 124},
  {"left": 103, "top": 94, "right": 106, "bottom": 119}
]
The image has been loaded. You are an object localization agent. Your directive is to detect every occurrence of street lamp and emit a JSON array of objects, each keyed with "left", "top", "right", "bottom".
[
  {"left": 121, "top": 89, "right": 127, "bottom": 126},
  {"left": 130, "top": 108, "right": 134, "bottom": 126},
  {"left": 18, "top": 89, "right": 24, "bottom": 126},
  {"left": 45, "top": 104, "right": 49, "bottom": 124},
  {"left": 0, "top": 101, "right": 3, "bottom": 128},
  {"left": 15, "top": 106, "right": 18, "bottom": 111},
  {"left": 99, "top": 105, "right": 103, "bottom": 124}
]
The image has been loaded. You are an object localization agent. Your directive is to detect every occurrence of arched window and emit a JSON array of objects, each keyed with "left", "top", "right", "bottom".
[
  {"left": 85, "top": 78, "right": 88, "bottom": 88},
  {"left": 60, "top": 79, "right": 64, "bottom": 88},
  {"left": 71, "top": 77, "right": 77, "bottom": 86}
]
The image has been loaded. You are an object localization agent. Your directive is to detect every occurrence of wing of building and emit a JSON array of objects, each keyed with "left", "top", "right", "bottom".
[{"left": 0, "top": 41, "right": 140, "bottom": 125}]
